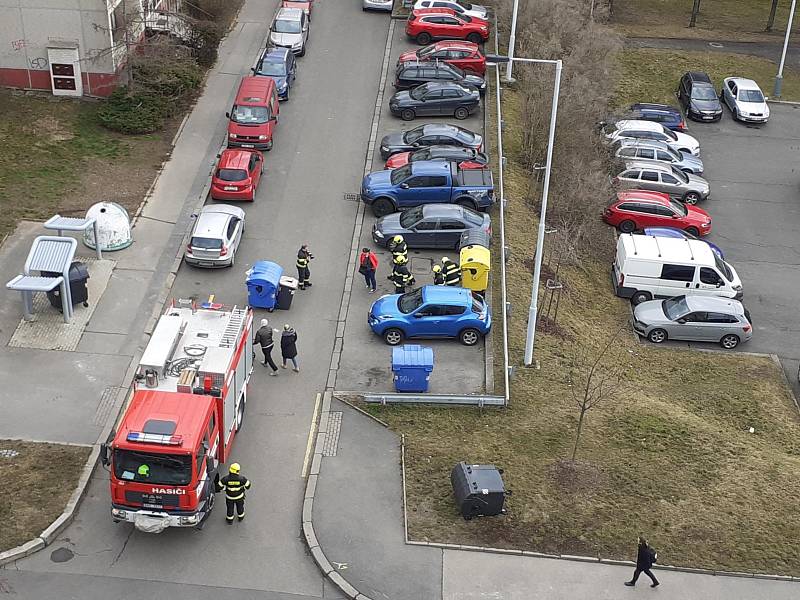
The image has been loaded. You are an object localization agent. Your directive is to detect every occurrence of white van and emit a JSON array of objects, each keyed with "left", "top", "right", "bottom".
[{"left": 612, "top": 233, "right": 743, "bottom": 305}]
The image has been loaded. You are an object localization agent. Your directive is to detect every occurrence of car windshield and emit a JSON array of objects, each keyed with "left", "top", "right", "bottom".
[
  {"left": 398, "top": 288, "right": 424, "bottom": 313},
  {"left": 258, "top": 61, "right": 286, "bottom": 76},
  {"left": 410, "top": 148, "right": 431, "bottom": 161},
  {"left": 662, "top": 128, "right": 678, "bottom": 141},
  {"left": 462, "top": 208, "right": 483, "bottom": 226},
  {"left": 662, "top": 296, "right": 690, "bottom": 320},
  {"left": 665, "top": 146, "right": 681, "bottom": 160},
  {"left": 418, "top": 45, "right": 438, "bottom": 58},
  {"left": 671, "top": 167, "right": 689, "bottom": 183},
  {"left": 471, "top": 295, "right": 484, "bottom": 313},
  {"left": 231, "top": 105, "right": 270, "bottom": 124},
  {"left": 273, "top": 18, "right": 301, "bottom": 33},
  {"left": 399, "top": 206, "right": 424, "bottom": 228},
  {"left": 448, "top": 64, "right": 465, "bottom": 77},
  {"left": 404, "top": 128, "right": 425, "bottom": 143},
  {"left": 410, "top": 85, "right": 430, "bottom": 100},
  {"left": 454, "top": 129, "right": 475, "bottom": 143},
  {"left": 669, "top": 199, "right": 687, "bottom": 216},
  {"left": 113, "top": 449, "right": 192, "bottom": 486},
  {"left": 390, "top": 165, "right": 413, "bottom": 185},
  {"left": 190, "top": 236, "right": 223, "bottom": 249},
  {"left": 691, "top": 86, "right": 717, "bottom": 100},
  {"left": 715, "top": 255, "right": 734, "bottom": 281},
  {"left": 458, "top": 0, "right": 474, "bottom": 8},
  {"left": 739, "top": 89, "right": 764, "bottom": 102},
  {"left": 217, "top": 168, "right": 247, "bottom": 182}
]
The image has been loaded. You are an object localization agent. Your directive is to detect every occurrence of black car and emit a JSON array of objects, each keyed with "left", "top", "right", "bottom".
[
  {"left": 372, "top": 204, "right": 491, "bottom": 249},
  {"left": 389, "top": 81, "right": 480, "bottom": 121},
  {"left": 677, "top": 72, "right": 723, "bottom": 122},
  {"left": 379, "top": 124, "right": 483, "bottom": 159},
  {"left": 394, "top": 62, "right": 486, "bottom": 95}
]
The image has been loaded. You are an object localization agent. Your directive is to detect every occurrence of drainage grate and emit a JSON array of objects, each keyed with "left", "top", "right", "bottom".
[
  {"left": 322, "top": 412, "right": 342, "bottom": 456},
  {"left": 343, "top": 193, "right": 361, "bottom": 202},
  {"left": 0, "top": 449, "right": 20, "bottom": 458}
]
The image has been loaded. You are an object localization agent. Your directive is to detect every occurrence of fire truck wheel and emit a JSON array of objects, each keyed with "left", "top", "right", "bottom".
[{"left": 235, "top": 400, "right": 245, "bottom": 432}]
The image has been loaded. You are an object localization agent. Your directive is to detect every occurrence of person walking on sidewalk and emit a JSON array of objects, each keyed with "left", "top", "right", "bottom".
[
  {"left": 280, "top": 324, "right": 300, "bottom": 372},
  {"left": 359, "top": 247, "right": 379, "bottom": 293},
  {"left": 254, "top": 319, "right": 278, "bottom": 375},
  {"left": 218, "top": 463, "right": 251, "bottom": 524},
  {"left": 625, "top": 536, "right": 660, "bottom": 588},
  {"left": 296, "top": 244, "right": 314, "bottom": 290}
]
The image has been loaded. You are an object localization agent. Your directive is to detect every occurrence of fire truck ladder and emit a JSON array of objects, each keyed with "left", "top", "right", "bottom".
[{"left": 219, "top": 307, "right": 246, "bottom": 348}]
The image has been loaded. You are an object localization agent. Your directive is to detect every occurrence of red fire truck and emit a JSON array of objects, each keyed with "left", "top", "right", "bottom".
[{"left": 100, "top": 299, "right": 253, "bottom": 532}]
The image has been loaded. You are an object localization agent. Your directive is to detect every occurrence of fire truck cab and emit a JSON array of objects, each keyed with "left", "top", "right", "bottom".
[{"left": 101, "top": 299, "right": 253, "bottom": 532}]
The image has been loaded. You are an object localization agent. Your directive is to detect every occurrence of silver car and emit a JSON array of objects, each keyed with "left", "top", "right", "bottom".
[
  {"left": 268, "top": 7, "right": 309, "bottom": 56},
  {"left": 633, "top": 295, "right": 752, "bottom": 349},
  {"left": 721, "top": 77, "right": 769, "bottom": 124},
  {"left": 616, "top": 160, "right": 710, "bottom": 204},
  {"left": 613, "top": 139, "right": 704, "bottom": 175},
  {"left": 185, "top": 205, "right": 246, "bottom": 268},
  {"left": 362, "top": 0, "right": 393, "bottom": 11}
]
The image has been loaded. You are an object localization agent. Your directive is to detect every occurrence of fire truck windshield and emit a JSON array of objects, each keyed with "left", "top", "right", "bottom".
[{"left": 113, "top": 449, "right": 192, "bottom": 486}]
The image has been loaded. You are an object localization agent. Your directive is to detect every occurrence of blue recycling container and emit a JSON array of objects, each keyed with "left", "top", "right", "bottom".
[
  {"left": 246, "top": 261, "right": 283, "bottom": 311},
  {"left": 392, "top": 345, "right": 434, "bottom": 393}
]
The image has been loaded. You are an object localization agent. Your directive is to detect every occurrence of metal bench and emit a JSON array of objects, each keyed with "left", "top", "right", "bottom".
[{"left": 43, "top": 215, "right": 102, "bottom": 259}]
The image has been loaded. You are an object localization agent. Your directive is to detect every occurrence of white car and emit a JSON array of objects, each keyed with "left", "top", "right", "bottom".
[
  {"left": 185, "top": 205, "right": 245, "bottom": 268},
  {"left": 412, "top": 0, "right": 488, "bottom": 19},
  {"left": 363, "top": 0, "right": 393, "bottom": 10},
  {"left": 605, "top": 119, "right": 700, "bottom": 156},
  {"left": 721, "top": 77, "right": 769, "bottom": 124},
  {"left": 268, "top": 7, "right": 309, "bottom": 56}
]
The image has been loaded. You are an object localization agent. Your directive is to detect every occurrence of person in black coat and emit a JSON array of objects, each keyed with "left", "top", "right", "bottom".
[
  {"left": 253, "top": 318, "right": 278, "bottom": 375},
  {"left": 280, "top": 324, "right": 299, "bottom": 372},
  {"left": 625, "top": 536, "right": 659, "bottom": 587}
]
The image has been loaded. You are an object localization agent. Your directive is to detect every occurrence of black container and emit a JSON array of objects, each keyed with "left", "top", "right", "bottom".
[
  {"left": 42, "top": 261, "right": 90, "bottom": 310},
  {"left": 458, "top": 228, "right": 490, "bottom": 251},
  {"left": 450, "top": 462, "right": 507, "bottom": 520},
  {"left": 277, "top": 275, "right": 298, "bottom": 310}
]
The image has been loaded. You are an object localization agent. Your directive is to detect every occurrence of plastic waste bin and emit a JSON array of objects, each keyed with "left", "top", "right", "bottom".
[
  {"left": 459, "top": 244, "right": 490, "bottom": 292},
  {"left": 246, "top": 261, "right": 282, "bottom": 311},
  {"left": 391, "top": 344, "right": 434, "bottom": 393},
  {"left": 276, "top": 275, "right": 298, "bottom": 310},
  {"left": 458, "top": 228, "right": 490, "bottom": 252},
  {"left": 450, "top": 462, "right": 508, "bottom": 520},
  {"left": 42, "top": 261, "right": 90, "bottom": 310}
]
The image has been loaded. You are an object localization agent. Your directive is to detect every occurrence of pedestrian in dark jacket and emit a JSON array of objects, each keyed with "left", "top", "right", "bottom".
[
  {"left": 359, "top": 247, "right": 378, "bottom": 293},
  {"left": 625, "top": 536, "right": 659, "bottom": 588},
  {"left": 254, "top": 319, "right": 278, "bottom": 375},
  {"left": 280, "top": 324, "right": 299, "bottom": 372},
  {"left": 296, "top": 244, "right": 314, "bottom": 290}
]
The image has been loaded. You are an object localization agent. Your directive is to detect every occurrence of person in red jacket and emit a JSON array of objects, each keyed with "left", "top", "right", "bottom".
[{"left": 358, "top": 247, "right": 379, "bottom": 293}]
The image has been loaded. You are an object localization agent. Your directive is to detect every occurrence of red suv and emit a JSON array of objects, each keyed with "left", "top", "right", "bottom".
[
  {"left": 406, "top": 8, "right": 489, "bottom": 46},
  {"left": 210, "top": 149, "right": 264, "bottom": 201},
  {"left": 398, "top": 40, "right": 486, "bottom": 75},
  {"left": 602, "top": 190, "right": 712, "bottom": 236}
]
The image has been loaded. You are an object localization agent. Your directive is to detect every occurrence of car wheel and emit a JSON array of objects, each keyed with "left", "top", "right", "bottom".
[
  {"left": 631, "top": 290, "right": 652, "bottom": 305},
  {"left": 618, "top": 220, "right": 636, "bottom": 234},
  {"left": 685, "top": 226, "right": 700, "bottom": 237},
  {"left": 647, "top": 328, "right": 667, "bottom": 344},
  {"left": 372, "top": 197, "right": 396, "bottom": 217},
  {"left": 683, "top": 191, "right": 701, "bottom": 205},
  {"left": 720, "top": 334, "right": 740, "bottom": 349},
  {"left": 466, "top": 33, "right": 483, "bottom": 44},
  {"left": 459, "top": 328, "right": 481, "bottom": 346},
  {"left": 455, "top": 198, "right": 477, "bottom": 211},
  {"left": 454, "top": 107, "right": 470, "bottom": 120},
  {"left": 416, "top": 32, "right": 432, "bottom": 45},
  {"left": 400, "top": 108, "right": 416, "bottom": 121},
  {"left": 299, "top": 45, "right": 306, "bottom": 57},
  {"left": 228, "top": 252, "right": 235, "bottom": 268},
  {"left": 383, "top": 328, "right": 404, "bottom": 345}
]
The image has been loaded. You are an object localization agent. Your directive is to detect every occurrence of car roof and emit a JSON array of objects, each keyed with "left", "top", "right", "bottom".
[
  {"left": 616, "top": 138, "right": 672, "bottom": 151},
  {"left": 420, "top": 80, "right": 469, "bottom": 91},
  {"left": 422, "top": 204, "right": 470, "bottom": 217},
  {"left": 421, "top": 123, "right": 467, "bottom": 135},
  {"left": 683, "top": 295, "right": 745, "bottom": 314},
  {"left": 617, "top": 190, "right": 671, "bottom": 204},
  {"left": 725, "top": 77, "right": 761, "bottom": 90},
  {"left": 414, "top": 7, "right": 460, "bottom": 15},
  {"left": 686, "top": 71, "right": 712, "bottom": 83},
  {"left": 428, "top": 40, "right": 479, "bottom": 51},
  {"left": 219, "top": 149, "right": 254, "bottom": 170},
  {"left": 275, "top": 6, "right": 303, "bottom": 18},
  {"left": 424, "top": 145, "right": 472, "bottom": 155},
  {"left": 632, "top": 103, "right": 681, "bottom": 114},
  {"left": 262, "top": 47, "right": 290, "bottom": 62},
  {"left": 615, "top": 119, "right": 663, "bottom": 132},
  {"left": 622, "top": 160, "right": 674, "bottom": 172},
  {"left": 421, "top": 284, "right": 472, "bottom": 304}
]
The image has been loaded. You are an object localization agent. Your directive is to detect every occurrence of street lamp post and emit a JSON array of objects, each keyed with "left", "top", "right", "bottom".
[
  {"left": 774, "top": 0, "right": 797, "bottom": 98},
  {"left": 505, "top": 0, "right": 520, "bottom": 82}
]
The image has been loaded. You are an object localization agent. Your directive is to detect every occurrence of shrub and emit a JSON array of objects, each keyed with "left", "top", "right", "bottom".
[{"left": 96, "top": 87, "right": 166, "bottom": 134}]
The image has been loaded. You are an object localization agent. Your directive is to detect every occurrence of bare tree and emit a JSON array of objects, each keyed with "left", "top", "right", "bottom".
[
  {"left": 766, "top": 0, "right": 780, "bottom": 31},
  {"left": 689, "top": 0, "right": 702, "bottom": 27}
]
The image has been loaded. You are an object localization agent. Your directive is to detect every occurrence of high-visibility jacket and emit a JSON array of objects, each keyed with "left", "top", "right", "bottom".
[
  {"left": 389, "top": 240, "right": 408, "bottom": 263},
  {"left": 296, "top": 248, "right": 312, "bottom": 269},
  {"left": 442, "top": 259, "right": 460, "bottom": 286},
  {"left": 389, "top": 265, "right": 414, "bottom": 290},
  {"left": 219, "top": 473, "right": 251, "bottom": 501},
  {"left": 432, "top": 271, "right": 445, "bottom": 285}
]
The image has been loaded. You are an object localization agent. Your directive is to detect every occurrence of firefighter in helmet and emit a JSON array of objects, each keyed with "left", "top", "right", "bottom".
[
  {"left": 431, "top": 264, "right": 445, "bottom": 285},
  {"left": 441, "top": 256, "right": 461, "bottom": 286},
  {"left": 218, "top": 463, "right": 251, "bottom": 523},
  {"left": 388, "top": 255, "right": 415, "bottom": 294},
  {"left": 388, "top": 235, "right": 408, "bottom": 264},
  {"left": 296, "top": 244, "right": 314, "bottom": 290}
]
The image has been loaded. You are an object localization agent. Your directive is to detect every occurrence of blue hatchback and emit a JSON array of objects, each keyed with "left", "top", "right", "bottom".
[
  {"left": 643, "top": 226, "right": 724, "bottom": 259},
  {"left": 368, "top": 285, "right": 491, "bottom": 346},
  {"left": 630, "top": 103, "right": 686, "bottom": 132},
  {"left": 253, "top": 47, "right": 296, "bottom": 100}
]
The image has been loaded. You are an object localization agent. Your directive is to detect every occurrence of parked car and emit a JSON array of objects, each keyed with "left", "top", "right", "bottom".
[
  {"left": 210, "top": 149, "right": 264, "bottom": 201},
  {"left": 615, "top": 160, "right": 710, "bottom": 204},
  {"left": 368, "top": 285, "right": 491, "bottom": 346},
  {"left": 268, "top": 7, "right": 309, "bottom": 56},
  {"left": 361, "top": 160, "right": 494, "bottom": 216},
  {"left": 604, "top": 119, "right": 700, "bottom": 156},
  {"left": 385, "top": 144, "right": 488, "bottom": 169},
  {"left": 226, "top": 76, "right": 280, "bottom": 151},
  {"left": 372, "top": 204, "right": 491, "bottom": 248},
  {"left": 281, "top": 0, "right": 312, "bottom": 20},
  {"left": 363, "top": 0, "right": 393, "bottom": 11},
  {"left": 184, "top": 205, "right": 245, "bottom": 268},
  {"left": 394, "top": 61, "right": 486, "bottom": 94},
  {"left": 630, "top": 103, "right": 687, "bottom": 132},
  {"left": 252, "top": 47, "right": 296, "bottom": 101},
  {"left": 721, "top": 77, "right": 769, "bottom": 123},
  {"left": 643, "top": 227, "right": 724, "bottom": 259},
  {"left": 405, "top": 8, "right": 489, "bottom": 45},
  {"left": 633, "top": 295, "right": 752, "bottom": 349},
  {"left": 389, "top": 81, "right": 480, "bottom": 121},
  {"left": 413, "top": 0, "right": 488, "bottom": 19},
  {"left": 397, "top": 40, "right": 486, "bottom": 75},
  {"left": 379, "top": 123, "right": 482, "bottom": 159},
  {"left": 602, "top": 190, "right": 711, "bottom": 236},
  {"left": 613, "top": 139, "right": 704, "bottom": 175},
  {"left": 677, "top": 71, "right": 723, "bottom": 122}
]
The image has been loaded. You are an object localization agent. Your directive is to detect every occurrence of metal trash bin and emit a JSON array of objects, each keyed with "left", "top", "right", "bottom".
[
  {"left": 42, "top": 261, "right": 90, "bottom": 310},
  {"left": 391, "top": 344, "right": 434, "bottom": 393},
  {"left": 458, "top": 228, "right": 490, "bottom": 252},
  {"left": 459, "top": 244, "right": 490, "bottom": 292},
  {"left": 276, "top": 275, "right": 298, "bottom": 310},
  {"left": 450, "top": 462, "right": 508, "bottom": 520},
  {"left": 246, "top": 261, "right": 283, "bottom": 311}
]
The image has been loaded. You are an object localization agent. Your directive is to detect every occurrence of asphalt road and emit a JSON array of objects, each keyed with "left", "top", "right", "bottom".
[{"left": 6, "top": 0, "right": 390, "bottom": 598}]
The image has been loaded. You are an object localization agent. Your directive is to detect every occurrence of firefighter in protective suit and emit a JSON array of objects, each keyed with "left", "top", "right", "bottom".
[
  {"left": 431, "top": 264, "right": 445, "bottom": 285},
  {"left": 441, "top": 256, "right": 461, "bottom": 286},
  {"left": 296, "top": 244, "right": 314, "bottom": 290},
  {"left": 217, "top": 463, "right": 251, "bottom": 523},
  {"left": 388, "top": 256, "right": 415, "bottom": 293},
  {"left": 388, "top": 235, "right": 408, "bottom": 264}
]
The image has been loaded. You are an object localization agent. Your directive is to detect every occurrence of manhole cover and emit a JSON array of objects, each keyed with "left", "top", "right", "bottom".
[
  {"left": 50, "top": 547, "right": 74, "bottom": 563},
  {"left": 410, "top": 256, "right": 433, "bottom": 275},
  {"left": 0, "top": 449, "right": 19, "bottom": 458},
  {"left": 708, "top": 42, "right": 724, "bottom": 48}
]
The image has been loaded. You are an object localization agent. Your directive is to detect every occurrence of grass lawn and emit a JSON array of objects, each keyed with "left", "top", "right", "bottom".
[
  {"left": 0, "top": 440, "right": 91, "bottom": 552},
  {"left": 614, "top": 48, "right": 800, "bottom": 106},
  {"left": 612, "top": 0, "right": 800, "bottom": 41},
  {"left": 362, "top": 82, "right": 800, "bottom": 575}
]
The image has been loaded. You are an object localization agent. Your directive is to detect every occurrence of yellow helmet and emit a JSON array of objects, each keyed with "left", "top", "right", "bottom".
[
  {"left": 432, "top": 265, "right": 442, "bottom": 273},
  {"left": 394, "top": 255, "right": 408, "bottom": 265},
  {"left": 392, "top": 235, "right": 404, "bottom": 244},
  {"left": 229, "top": 463, "right": 240, "bottom": 474}
]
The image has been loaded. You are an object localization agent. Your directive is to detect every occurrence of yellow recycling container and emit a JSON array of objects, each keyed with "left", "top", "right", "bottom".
[{"left": 459, "top": 244, "right": 490, "bottom": 292}]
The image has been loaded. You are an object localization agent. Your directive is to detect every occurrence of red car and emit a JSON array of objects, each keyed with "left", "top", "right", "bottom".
[
  {"left": 385, "top": 145, "right": 488, "bottom": 170},
  {"left": 406, "top": 8, "right": 489, "bottom": 46},
  {"left": 603, "top": 190, "right": 712, "bottom": 236},
  {"left": 210, "top": 149, "right": 264, "bottom": 201},
  {"left": 281, "top": 0, "right": 312, "bottom": 20},
  {"left": 397, "top": 40, "right": 486, "bottom": 75}
]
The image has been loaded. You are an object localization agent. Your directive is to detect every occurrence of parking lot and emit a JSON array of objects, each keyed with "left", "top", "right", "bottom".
[{"left": 335, "top": 22, "right": 489, "bottom": 395}]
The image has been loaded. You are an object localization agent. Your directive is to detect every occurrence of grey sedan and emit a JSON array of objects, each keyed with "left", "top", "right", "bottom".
[
  {"left": 613, "top": 139, "right": 704, "bottom": 175},
  {"left": 633, "top": 295, "right": 752, "bottom": 349},
  {"left": 389, "top": 81, "right": 480, "bottom": 121},
  {"left": 372, "top": 204, "right": 490, "bottom": 249}
]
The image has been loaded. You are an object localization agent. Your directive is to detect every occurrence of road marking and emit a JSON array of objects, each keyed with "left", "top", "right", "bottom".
[{"left": 301, "top": 392, "right": 322, "bottom": 477}]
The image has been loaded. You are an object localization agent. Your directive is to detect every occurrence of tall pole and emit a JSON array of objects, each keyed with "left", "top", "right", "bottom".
[
  {"left": 524, "top": 60, "right": 562, "bottom": 366},
  {"left": 505, "top": 0, "right": 520, "bottom": 82},
  {"left": 774, "top": 0, "right": 797, "bottom": 98}
]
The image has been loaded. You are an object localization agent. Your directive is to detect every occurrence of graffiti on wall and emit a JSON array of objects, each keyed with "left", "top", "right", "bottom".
[
  {"left": 11, "top": 39, "right": 26, "bottom": 51},
  {"left": 29, "top": 57, "right": 48, "bottom": 70}
]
